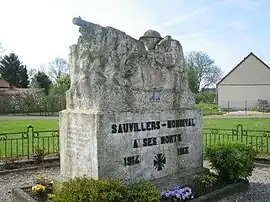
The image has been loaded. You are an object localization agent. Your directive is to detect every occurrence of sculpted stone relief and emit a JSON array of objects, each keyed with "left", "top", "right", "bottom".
[{"left": 67, "top": 17, "right": 193, "bottom": 110}]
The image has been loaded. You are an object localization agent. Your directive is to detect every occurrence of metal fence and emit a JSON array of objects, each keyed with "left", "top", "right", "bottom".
[
  {"left": 1, "top": 124, "right": 270, "bottom": 161},
  {"left": 218, "top": 100, "right": 270, "bottom": 113},
  {"left": 0, "top": 126, "right": 59, "bottom": 160},
  {"left": 204, "top": 124, "right": 270, "bottom": 154}
]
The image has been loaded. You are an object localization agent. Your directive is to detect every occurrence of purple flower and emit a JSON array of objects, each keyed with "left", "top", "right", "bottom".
[
  {"left": 175, "top": 193, "right": 181, "bottom": 199},
  {"left": 169, "top": 190, "right": 176, "bottom": 197},
  {"left": 177, "top": 189, "right": 183, "bottom": 194},
  {"left": 161, "top": 184, "right": 193, "bottom": 201},
  {"left": 172, "top": 185, "right": 181, "bottom": 191},
  {"left": 184, "top": 187, "right": 192, "bottom": 193}
]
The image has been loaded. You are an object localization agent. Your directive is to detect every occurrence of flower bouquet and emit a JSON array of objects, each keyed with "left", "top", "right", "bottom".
[{"left": 161, "top": 185, "right": 194, "bottom": 201}]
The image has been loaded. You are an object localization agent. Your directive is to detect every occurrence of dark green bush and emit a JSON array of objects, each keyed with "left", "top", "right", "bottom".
[
  {"left": 205, "top": 142, "right": 257, "bottom": 182},
  {"left": 196, "top": 92, "right": 216, "bottom": 104},
  {"left": 126, "top": 180, "right": 161, "bottom": 202},
  {"left": 50, "top": 177, "right": 127, "bottom": 202},
  {"left": 50, "top": 178, "right": 161, "bottom": 202}
]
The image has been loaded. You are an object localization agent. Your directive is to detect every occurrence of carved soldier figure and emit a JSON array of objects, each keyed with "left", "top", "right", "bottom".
[{"left": 139, "top": 30, "right": 162, "bottom": 50}]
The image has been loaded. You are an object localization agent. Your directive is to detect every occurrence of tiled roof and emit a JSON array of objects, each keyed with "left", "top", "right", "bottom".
[{"left": 0, "top": 80, "right": 10, "bottom": 88}]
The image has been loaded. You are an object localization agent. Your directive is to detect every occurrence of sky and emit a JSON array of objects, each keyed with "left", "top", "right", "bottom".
[{"left": 0, "top": 0, "right": 269, "bottom": 76}]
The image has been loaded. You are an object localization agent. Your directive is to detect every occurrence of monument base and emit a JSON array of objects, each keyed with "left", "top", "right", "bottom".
[
  {"left": 59, "top": 108, "right": 203, "bottom": 183},
  {"left": 151, "top": 167, "right": 209, "bottom": 191}
]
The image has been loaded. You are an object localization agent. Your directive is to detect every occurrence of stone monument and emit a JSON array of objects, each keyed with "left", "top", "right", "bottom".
[{"left": 60, "top": 17, "right": 203, "bottom": 188}]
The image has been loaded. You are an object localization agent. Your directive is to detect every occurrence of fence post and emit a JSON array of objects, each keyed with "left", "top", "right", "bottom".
[
  {"left": 26, "top": 126, "right": 32, "bottom": 160},
  {"left": 245, "top": 101, "right": 247, "bottom": 116}
]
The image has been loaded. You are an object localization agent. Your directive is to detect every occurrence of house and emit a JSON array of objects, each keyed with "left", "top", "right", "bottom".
[
  {"left": 0, "top": 80, "right": 10, "bottom": 88},
  {"left": 0, "top": 79, "right": 43, "bottom": 95},
  {"left": 216, "top": 52, "right": 270, "bottom": 110}
]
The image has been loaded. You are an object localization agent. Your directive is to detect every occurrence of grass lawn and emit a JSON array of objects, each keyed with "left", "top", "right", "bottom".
[
  {"left": 0, "top": 120, "right": 59, "bottom": 133},
  {"left": 203, "top": 118, "right": 270, "bottom": 155},
  {"left": 204, "top": 117, "right": 270, "bottom": 131},
  {"left": 1, "top": 118, "right": 270, "bottom": 133},
  {"left": 1, "top": 117, "right": 270, "bottom": 158},
  {"left": 0, "top": 119, "right": 59, "bottom": 158}
]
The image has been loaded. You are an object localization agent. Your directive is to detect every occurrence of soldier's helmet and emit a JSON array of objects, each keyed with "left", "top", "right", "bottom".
[
  {"left": 139, "top": 30, "right": 162, "bottom": 50},
  {"left": 139, "top": 30, "right": 162, "bottom": 40}
]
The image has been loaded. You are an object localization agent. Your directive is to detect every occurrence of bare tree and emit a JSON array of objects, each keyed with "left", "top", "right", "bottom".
[
  {"left": 48, "top": 57, "right": 68, "bottom": 83},
  {"left": 184, "top": 51, "right": 222, "bottom": 93},
  {"left": 29, "top": 64, "right": 47, "bottom": 87}
]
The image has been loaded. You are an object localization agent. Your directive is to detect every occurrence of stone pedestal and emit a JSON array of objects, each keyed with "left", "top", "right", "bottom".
[{"left": 60, "top": 108, "right": 203, "bottom": 183}]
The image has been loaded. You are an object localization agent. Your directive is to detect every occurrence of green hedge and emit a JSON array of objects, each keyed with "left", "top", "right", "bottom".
[
  {"left": 196, "top": 103, "right": 224, "bottom": 116},
  {"left": 0, "top": 92, "right": 65, "bottom": 115}
]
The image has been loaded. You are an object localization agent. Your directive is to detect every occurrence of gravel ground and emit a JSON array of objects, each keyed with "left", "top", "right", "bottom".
[
  {"left": 0, "top": 167, "right": 60, "bottom": 202},
  {"left": 0, "top": 165, "right": 270, "bottom": 202},
  {"left": 218, "top": 166, "right": 270, "bottom": 202}
]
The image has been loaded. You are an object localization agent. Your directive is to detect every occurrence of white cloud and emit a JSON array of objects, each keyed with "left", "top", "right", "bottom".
[{"left": 154, "top": 0, "right": 230, "bottom": 29}]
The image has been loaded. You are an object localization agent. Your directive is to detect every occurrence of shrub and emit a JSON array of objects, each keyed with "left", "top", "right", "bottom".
[
  {"left": 33, "top": 148, "right": 47, "bottom": 164},
  {"left": 192, "top": 172, "right": 218, "bottom": 195},
  {"left": 51, "top": 177, "right": 128, "bottom": 202},
  {"left": 205, "top": 142, "right": 257, "bottom": 182},
  {"left": 32, "top": 184, "right": 48, "bottom": 200},
  {"left": 50, "top": 178, "right": 162, "bottom": 202},
  {"left": 196, "top": 92, "right": 216, "bottom": 104},
  {"left": 34, "top": 175, "right": 53, "bottom": 187},
  {"left": 196, "top": 172, "right": 217, "bottom": 189},
  {"left": 32, "top": 175, "right": 54, "bottom": 201},
  {"left": 196, "top": 103, "right": 223, "bottom": 116},
  {"left": 127, "top": 180, "right": 161, "bottom": 202}
]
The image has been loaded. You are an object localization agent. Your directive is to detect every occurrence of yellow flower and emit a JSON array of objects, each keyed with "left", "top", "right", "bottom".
[{"left": 32, "top": 184, "right": 46, "bottom": 192}]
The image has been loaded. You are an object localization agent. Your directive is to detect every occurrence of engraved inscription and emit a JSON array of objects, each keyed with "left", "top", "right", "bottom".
[
  {"left": 111, "top": 118, "right": 195, "bottom": 134},
  {"left": 177, "top": 147, "right": 189, "bottom": 155},
  {"left": 111, "top": 118, "right": 195, "bottom": 169},
  {"left": 132, "top": 133, "right": 182, "bottom": 148},
  {"left": 124, "top": 155, "right": 141, "bottom": 166}
]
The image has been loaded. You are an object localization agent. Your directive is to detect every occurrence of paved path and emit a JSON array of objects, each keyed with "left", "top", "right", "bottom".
[
  {"left": 205, "top": 111, "right": 270, "bottom": 118},
  {"left": 0, "top": 116, "right": 58, "bottom": 120}
]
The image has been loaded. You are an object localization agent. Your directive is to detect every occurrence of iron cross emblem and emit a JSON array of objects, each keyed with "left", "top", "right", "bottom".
[
  {"left": 150, "top": 88, "right": 161, "bottom": 101},
  {"left": 154, "top": 153, "right": 166, "bottom": 171}
]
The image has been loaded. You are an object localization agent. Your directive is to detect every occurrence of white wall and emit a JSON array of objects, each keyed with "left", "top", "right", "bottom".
[{"left": 218, "top": 85, "right": 270, "bottom": 110}]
